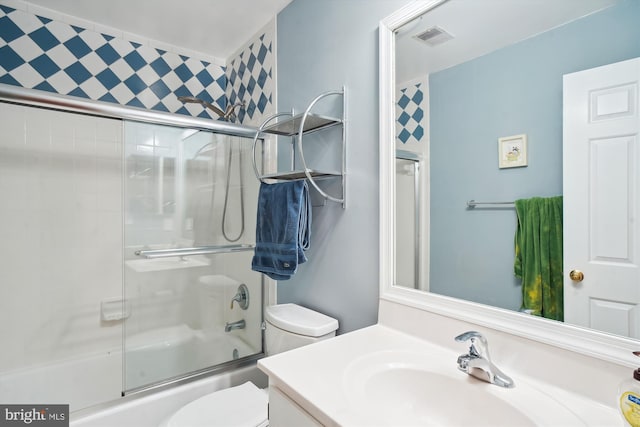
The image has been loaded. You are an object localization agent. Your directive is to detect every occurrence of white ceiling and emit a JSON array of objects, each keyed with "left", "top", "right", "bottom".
[
  {"left": 396, "top": 0, "right": 617, "bottom": 83},
  {"left": 25, "top": 0, "right": 293, "bottom": 62}
]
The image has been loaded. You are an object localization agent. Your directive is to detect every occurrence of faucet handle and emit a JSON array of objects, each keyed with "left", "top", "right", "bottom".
[
  {"left": 455, "top": 331, "right": 490, "bottom": 359},
  {"left": 456, "top": 331, "right": 489, "bottom": 347},
  {"left": 455, "top": 330, "right": 485, "bottom": 343},
  {"left": 230, "top": 284, "right": 249, "bottom": 310}
]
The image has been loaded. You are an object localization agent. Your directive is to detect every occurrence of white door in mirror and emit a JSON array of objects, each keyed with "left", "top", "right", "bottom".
[{"left": 563, "top": 57, "right": 640, "bottom": 337}]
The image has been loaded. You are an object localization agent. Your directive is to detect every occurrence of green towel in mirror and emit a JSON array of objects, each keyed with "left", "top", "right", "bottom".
[{"left": 514, "top": 196, "right": 563, "bottom": 321}]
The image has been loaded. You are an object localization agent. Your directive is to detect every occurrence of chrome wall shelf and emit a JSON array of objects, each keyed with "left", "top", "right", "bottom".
[
  {"left": 262, "top": 113, "right": 342, "bottom": 136},
  {"left": 251, "top": 87, "right": 346, "bottom": 208}
]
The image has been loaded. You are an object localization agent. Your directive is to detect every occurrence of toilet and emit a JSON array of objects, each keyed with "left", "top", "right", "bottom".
[{"left": 161, "top": 303, "right": 339, "bottom": 427}]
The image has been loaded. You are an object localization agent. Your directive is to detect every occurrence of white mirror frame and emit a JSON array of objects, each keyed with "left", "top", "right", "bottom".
[{"left": 379, "top": 0, "right": 637, "bottom": 367}]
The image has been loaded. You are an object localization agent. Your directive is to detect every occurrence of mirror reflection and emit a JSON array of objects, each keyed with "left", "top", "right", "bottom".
[{"left": 394, "top": 0, "right": 640, "bottom": 338}]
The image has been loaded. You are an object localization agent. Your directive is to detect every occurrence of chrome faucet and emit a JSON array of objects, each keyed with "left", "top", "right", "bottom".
[
  {"left": 455, "top": 331, "right": 515, "bottom": 388},
  {"left": 230, "top": 284, "right": 249, "bottom": 310},
  {"left": 224, "top": 319, "right": 246, "bottom": 333}
]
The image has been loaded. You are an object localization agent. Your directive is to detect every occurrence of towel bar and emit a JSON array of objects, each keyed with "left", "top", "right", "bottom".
[
  {"left": 467, "top": 200, "right": 515, "bottom": 208},
  {"left": 135, "top": 244, "right": 255, "bottom": 259}
]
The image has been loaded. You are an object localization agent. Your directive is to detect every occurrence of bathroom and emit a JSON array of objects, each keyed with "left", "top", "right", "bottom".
[{"left": 1, "top": 0, "right": 639, "bottom": 425}]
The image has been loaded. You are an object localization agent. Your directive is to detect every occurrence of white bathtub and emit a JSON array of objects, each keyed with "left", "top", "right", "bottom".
[
  {"left": 71, "top": 364, "right": 267, "bottom": 427},
  {"left": 125, "top": 324, "right": 257, "bottom": 390},
  {"left": 0, "top": 350, "right": 124, "bottom": 411},
  {"left": 0, "top": 324, "right": 265, "bottom": 426}
]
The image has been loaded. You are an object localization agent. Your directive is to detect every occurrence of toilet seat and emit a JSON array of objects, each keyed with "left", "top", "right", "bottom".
[{"left": 162, "top": 382, "right": 268, "bottom": 427}]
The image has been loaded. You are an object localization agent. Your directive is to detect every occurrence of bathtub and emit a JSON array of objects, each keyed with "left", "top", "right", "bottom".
[
  {"left": 71, "top": 364, "right": 267, "bottom": 427},
  {"left": 125, "top": 324, "right": 258, "bottom": 390},
  {"left": 0, "top": 324, "right": 265, "bottom": 427}
]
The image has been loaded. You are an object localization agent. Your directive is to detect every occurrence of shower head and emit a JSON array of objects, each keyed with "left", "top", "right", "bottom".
[
  {"left": 177, "top": 95, "right": 201, "bottom": 103},
  {"left": 177, "top": 95, "right": 245, "bottom": 122},
  {"left": 177, "top": 95, "right": 227, "bottom": 119}
]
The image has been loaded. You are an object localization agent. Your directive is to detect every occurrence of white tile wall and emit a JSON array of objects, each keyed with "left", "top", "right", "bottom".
[{"left": 0, "top": 102, "right": 123, "bottom": 373}]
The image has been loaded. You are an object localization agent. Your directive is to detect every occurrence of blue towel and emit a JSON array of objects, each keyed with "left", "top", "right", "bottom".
[{"left": 251, "top": 181, "right": 311, "bottom": 280}]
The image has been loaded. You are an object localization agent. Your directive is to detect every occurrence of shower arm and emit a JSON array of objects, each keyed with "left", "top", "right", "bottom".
[
  {"left": 177, "top": 96, "right": 245, "bottom": 121},
  {"left": 177, "top": 96, "right": 226, "bottom": 118}
]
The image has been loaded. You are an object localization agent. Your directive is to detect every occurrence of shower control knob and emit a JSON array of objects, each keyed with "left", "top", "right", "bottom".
[
  {"left": 230, "top": 284, "right": 249, "bottom": 310},
  {"left": 569, "top": 269, "right": 584, "bottom": 282}
]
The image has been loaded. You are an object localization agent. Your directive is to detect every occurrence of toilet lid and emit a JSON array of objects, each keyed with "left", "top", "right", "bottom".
[
  {"left": 265, "top": 303, "right": 339, "bottom": 337},
  {"left": 166, "top": 382, "right": 268, "bottom": 427}
]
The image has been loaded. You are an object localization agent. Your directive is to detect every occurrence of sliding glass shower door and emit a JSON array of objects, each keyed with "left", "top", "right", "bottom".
[
  {"left": 0, "top": 89, "right": 265, "bottom": 410},
  {"left": 0, "top": 102, "right": 124, "bottom": 410},
  {"left": 123, "top": 121, "right": 262, "bottom": 392},
  {"left": 395, "top": 154, "right": 422, "bottom": 290}
]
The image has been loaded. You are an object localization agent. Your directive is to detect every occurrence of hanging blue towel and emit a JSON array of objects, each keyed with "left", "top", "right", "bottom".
[{"left": 251, "top": 181, "right": 311, "bottom": 280}]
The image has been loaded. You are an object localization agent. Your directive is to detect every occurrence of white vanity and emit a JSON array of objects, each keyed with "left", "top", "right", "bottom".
[{"left": 259, "top": 299, "right": 624, "bottom": 426}]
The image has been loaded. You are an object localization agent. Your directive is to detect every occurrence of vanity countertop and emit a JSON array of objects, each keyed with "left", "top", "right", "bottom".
[{"left": 257, "top": 324, "right": 620, "bottom": 426}]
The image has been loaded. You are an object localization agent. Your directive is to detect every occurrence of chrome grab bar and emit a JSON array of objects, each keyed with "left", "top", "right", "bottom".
[{"left": 134, "top": 244, "right": 255, "bottom": 259}]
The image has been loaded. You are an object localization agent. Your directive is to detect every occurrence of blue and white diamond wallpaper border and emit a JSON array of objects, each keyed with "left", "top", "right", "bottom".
[
  {"left": 0, "top": 2, "right": 228, "bottom": 120},
  {"left": 226, "top": 20, "right": 275, "bottom": 126},
  {"left": 396, "top": 77, "right": 429, "bottom": 146}
]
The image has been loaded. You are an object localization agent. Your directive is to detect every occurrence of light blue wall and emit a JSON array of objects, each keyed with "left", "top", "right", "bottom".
[
  {"left": 429, "top": 0, "right": 640, "bottom": 310},
  {"left": 276, "top": 0, "right": 410, "bottom": 333}
]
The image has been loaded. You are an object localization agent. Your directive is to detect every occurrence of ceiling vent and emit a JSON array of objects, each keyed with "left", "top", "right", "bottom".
[{"left": 413, "top": 26, "right": 454, "bottom": 47}]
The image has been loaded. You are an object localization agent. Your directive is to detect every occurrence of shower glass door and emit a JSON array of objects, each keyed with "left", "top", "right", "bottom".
[
  {"left": 395, "top": 155, "right": 421, "bottom": 290},
  {"left": 123, "top": 121, "right": 262, "bottom": 392},
  {"left": 0, "top": 102, "right": 124, "bottom": 411}
]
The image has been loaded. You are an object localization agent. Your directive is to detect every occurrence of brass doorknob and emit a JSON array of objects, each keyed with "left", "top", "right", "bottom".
[{"left": 569, "top": 269, "right": 584, "bottom": 282}]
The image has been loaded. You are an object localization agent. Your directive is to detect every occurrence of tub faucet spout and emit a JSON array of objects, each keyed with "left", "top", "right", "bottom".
[
  {"left": 225, "top": 319, "right": 246, "bottom": 333},
  {"left": 455, "top": 331, "right": 514, "bottom": 388}
]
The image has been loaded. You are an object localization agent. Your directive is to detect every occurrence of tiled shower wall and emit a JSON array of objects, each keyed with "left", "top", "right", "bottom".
[
  {"left": 0, "top": 102, "right": 122, "bottom": 392},
  {"left": 226, "top": 19, "right": 276, "bottom": 126},
  {"left": 0, "top": 2, "right": 277, "bottom": 124},
  {"left": 396, "top": 76, "right": 428, "bottom": 148},
  {"left": 395, "top": 77, "right": 429, "bottom": 292},
  {"left": 0, "top": 0, "right": 277, "bottom": 408},
  {"left": 0, "top": 2, "right": 227, "bottom": 118}
]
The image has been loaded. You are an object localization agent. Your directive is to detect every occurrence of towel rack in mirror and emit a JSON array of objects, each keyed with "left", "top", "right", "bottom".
[
  {"left": 251, "top": 88, "right": 346, "bottom": 208},
  {"left": 467, "top": 200, "right": 515, "bottom": 209}
]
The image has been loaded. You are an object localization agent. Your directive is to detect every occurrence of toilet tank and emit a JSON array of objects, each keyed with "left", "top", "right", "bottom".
[{"left": 264, "top": 304, "right": 339, "bottom": 356}]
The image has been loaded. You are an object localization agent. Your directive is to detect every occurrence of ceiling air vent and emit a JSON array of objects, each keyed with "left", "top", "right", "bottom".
[{"left": 413, "top": 26, "right": 454, "bottom": 47}]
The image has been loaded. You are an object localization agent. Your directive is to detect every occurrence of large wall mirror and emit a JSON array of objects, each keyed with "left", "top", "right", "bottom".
[{"left": 380, "top": 0, "right": 640, "bottom": 365}]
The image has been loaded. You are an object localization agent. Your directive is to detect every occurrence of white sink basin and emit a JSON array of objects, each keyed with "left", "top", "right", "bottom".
[{"left": 344, "top": 350, "right": 586, "bottom": 427}]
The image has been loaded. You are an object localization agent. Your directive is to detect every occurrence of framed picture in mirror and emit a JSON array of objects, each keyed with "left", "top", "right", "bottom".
[{"left": 498, "top": 134, "right": 527, "bottom": 168}]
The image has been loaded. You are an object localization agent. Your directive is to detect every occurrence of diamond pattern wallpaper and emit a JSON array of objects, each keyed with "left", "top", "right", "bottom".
[
  {"left": 396, "top": 81, "right": 427, "bottom": 145},
  {"left": 0, "top": 4, "right": 228, "bottom": 119},
  {"left": 226, "top": 24, "right": 275, "bottom": 126}
]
